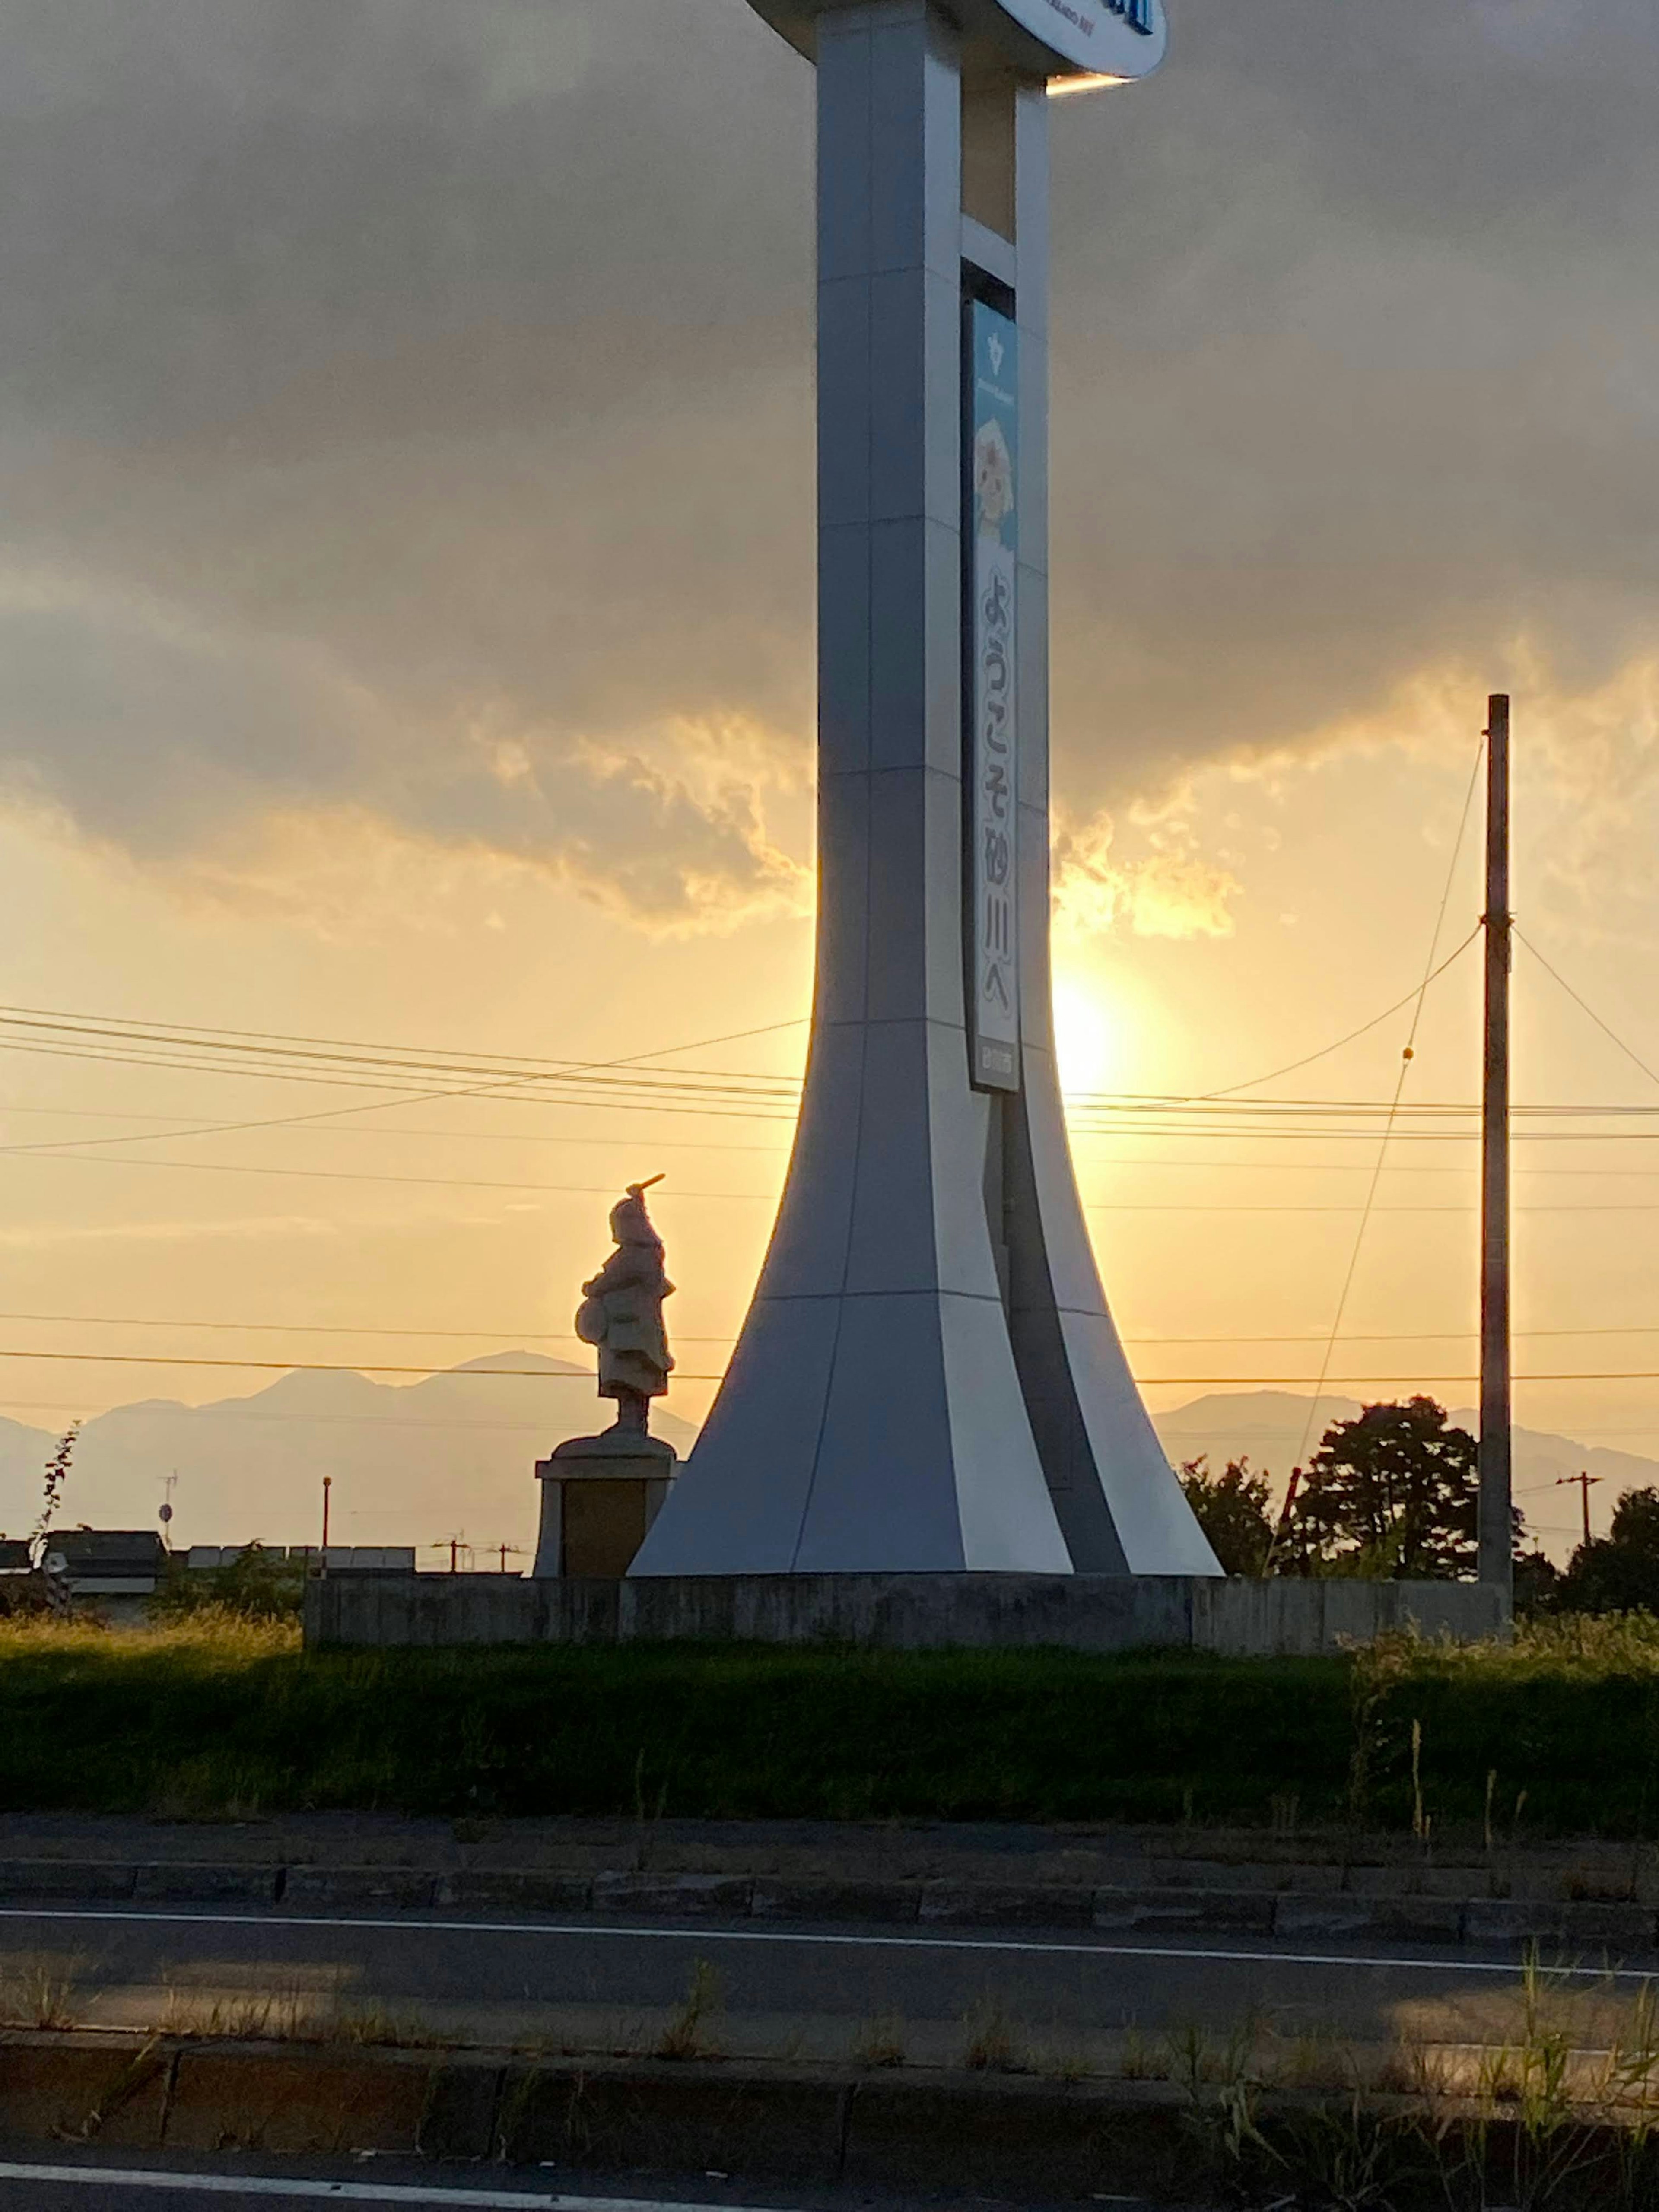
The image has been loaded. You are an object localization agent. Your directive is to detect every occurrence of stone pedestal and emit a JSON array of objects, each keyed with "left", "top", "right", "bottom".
[{"left": 533, "top": 1432, "right": 677, "bottom": 1579}]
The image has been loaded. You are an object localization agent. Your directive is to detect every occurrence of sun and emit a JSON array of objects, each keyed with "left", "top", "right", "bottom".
[{"left": 1050, "top": 971, "right": 1129, "bottom": 1096}]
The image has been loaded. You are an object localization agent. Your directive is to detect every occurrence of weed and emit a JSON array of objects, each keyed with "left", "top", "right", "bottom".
[
  {"left": 1225, "top": 2092, "right": 1437, "bottom": 2212},
  {"left": 1410, "top": 1716, "right": 1430, "bottom": 1850},
  {"left": 655, "top": 1958, "right": 721, "bottom": 2061},
  {"left": 325, "top": 2002, "right": 441, "bottom": 2049},
  {"left": 0, "top": 1961, "right": 79, "bottom": 2031},
  {"left": 1037, "top": 2041, "right": 1094, "bottom": 2084},
  {"left": 962, "top": 1994, "right": 1021, "bottom": 2072},
  {"left": 1164, "top": 2017, "right": 1255, "bottom": 2100},
  {"left": 631, "top": 1748, "right": 670, "bottom": 1872},
  {"left": 8, "top": 1614, "right": 1659, "bottom": 1829},
  {"left": 1118, "top": 2027, "right": 1162, "bottom": 2081},
  {"left": 849, "top": 2012, "right": 906, "bottom": 2069},
  {"left": 1266, "top": 2032, "right": 1361, "bottom": 2094},
  {"left": 169, "top": 1987, "right": 319, "bottom": 2040}
]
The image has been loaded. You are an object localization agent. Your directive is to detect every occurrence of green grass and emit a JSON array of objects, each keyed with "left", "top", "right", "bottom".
[{"left": 5, "top": 1607, "right": 1659, "bottom": 1832}]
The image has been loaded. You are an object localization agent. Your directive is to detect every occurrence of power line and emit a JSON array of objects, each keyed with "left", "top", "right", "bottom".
[
  {"left": 1076, "top": 1096, "right": 1659, "bottom": 1115},
  {"left": 19, "top": 1144, "right": 1659, "bottom": 1211},
  {"left": 0, "top": 999, "right": 804, "bottom": 1077},
  {"left": 8, "top": 1346, "right": 1659, "bottom": 1387},
  {"left": 8, "top": 1306, "right": 1659, "bottom": 1347},
  {"left": 0, "top": 1309, "right": 741, "bottom": 1343},
  {"left": 1514, "top": 931, "right": 1659, "bottom": 1094},
  {"left": 1293, "top": 730, "right": 1487, "bottom": 1469},
  {"left": 1197, "top": 927, "right": 1482, "bottom": 1101},
  {"left": 0, "top": 1101, "right": 789, "bottom": 1156},
  {"left": 0, "top": 1014, "right": 808, "bottom": 1158},
  {"left": 11, "top": 1152, "right": 780, "bottom": 1200},
  {"left": 0, "top": 1349, "right": 719, "bottom": 1382},
  {"left": 0, "top": 1399, "right": 685, "bottom": 1432}
]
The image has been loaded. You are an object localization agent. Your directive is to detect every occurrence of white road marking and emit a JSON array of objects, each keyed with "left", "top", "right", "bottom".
[
  {"left": 0, "top": 2164, "right": 788, "bottom": 2208},
  {"left": 0, "top": 1904, "right": 1649, "bottom": 1981}
]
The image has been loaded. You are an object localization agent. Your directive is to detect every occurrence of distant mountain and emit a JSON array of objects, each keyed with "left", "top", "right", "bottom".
[
  {"left": 3, "top": 1367, "right": 1650, "bottom": 1567},
  {"left": 0, "top": 1355, "right": 699, "bottom": 1561},
  {"left": 1152, "top": 1390, "right": 1659, "bottom": 1560}
]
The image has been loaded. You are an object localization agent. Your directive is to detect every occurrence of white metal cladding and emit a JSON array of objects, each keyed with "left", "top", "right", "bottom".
[{"left": 632, "top": 3, "right": 1216, "bottom": 1580}]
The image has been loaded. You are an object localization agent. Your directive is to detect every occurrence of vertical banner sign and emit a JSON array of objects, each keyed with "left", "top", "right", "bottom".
[{"left": 967, "top": 300, "right": 1020, "bottom": 1093}]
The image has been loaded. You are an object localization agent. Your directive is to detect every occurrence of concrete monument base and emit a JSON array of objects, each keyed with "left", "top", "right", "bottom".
[
  {"left": 532, "top": 1432, "right": 676, "bottom": 1580},
  {"left": 307, "top": 1570, "right": 1508, "bottom": 1656}
]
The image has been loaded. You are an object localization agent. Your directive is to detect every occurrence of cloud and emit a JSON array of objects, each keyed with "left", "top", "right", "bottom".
[
  {"left": 1227, "top": 649, "right": 1659, "bottom": 947},
  {"left": 0, "top": 563, "right": 809, "bottom": 933},
  {"left": 0, "top": 0, "right": 1657, "bottom": 924},
  {"left": 1044, "top": 0, "right": 1659, "bottom": 812},
  {"left": 1053, "top": 812, "right": 1239, "bottom": 941},
  {"left": 0, "top": 0, "right": 815, "bottom": 929}
]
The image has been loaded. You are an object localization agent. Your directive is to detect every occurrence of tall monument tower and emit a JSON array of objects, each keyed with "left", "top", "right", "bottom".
[{"left": 632, "top": 0, "right": 1219, "bottom": 1579}]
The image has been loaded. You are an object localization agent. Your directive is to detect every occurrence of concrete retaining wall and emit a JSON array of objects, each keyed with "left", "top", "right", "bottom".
[
  {"left": 0, "top": 2032, "right": 1645, "bottom": 2206},
  {"left": 304, "top": 1570, "right": 1506, "bottom": 1654}
]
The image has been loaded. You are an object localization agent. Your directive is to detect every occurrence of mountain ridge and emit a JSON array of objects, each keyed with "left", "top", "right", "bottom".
[
  {"left": 0, "top": 1354, "right": 696, "bottom": 1557},
  {"left": 0, "top": 1370, "right": 1644, "bottom": 1564}
]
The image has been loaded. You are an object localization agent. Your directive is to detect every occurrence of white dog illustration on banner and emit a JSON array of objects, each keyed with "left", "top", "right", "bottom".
[{"left": 974, "top": 418, "right": 1014, "bottom": 535}]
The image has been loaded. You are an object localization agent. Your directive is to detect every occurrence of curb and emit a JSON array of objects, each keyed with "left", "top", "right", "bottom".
[
  {"left": 0, "top": 2033, "right": 1652, "bottom": 2208},
  {"left": 0, "top": 1859, "right": 1654, "bottom": 1955}
]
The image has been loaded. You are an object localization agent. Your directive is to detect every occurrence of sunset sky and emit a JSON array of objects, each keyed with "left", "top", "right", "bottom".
[{"left": 4, "top": 0, "right": 1659, "bottom": 1557}]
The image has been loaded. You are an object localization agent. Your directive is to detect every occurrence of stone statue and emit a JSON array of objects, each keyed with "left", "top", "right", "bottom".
[{"left": 575, "top": 1177, "right": 675, "bottom": 1437}]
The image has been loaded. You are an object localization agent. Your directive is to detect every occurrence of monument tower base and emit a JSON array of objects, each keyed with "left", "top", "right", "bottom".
[{"left": 306, "top": 1570, "right": 1508, "bottom": 1657}]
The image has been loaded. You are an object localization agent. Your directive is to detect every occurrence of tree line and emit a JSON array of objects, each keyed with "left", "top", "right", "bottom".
[{"left": 1179, "top": 1394, "right": 1650, "bottom": 1610}]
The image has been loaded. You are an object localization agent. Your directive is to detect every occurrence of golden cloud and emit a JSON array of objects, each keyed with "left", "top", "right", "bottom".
[{"left": 1052, "top": 813, "right": 1240, "bottom": 941}]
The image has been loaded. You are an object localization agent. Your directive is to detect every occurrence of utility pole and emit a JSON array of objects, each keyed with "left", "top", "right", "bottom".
[
  {"left": 1478, "top": 694, "right": 1513, "bottom": 1602},
  {"left": 321, "top": 1475, "right": 332, "bottom": 1555},
  {"left": 1556, "top": 1469, "right": 1601, "bottom": 1550}
]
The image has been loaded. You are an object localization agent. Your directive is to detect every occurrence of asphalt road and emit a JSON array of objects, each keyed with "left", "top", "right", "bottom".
[{"left": 0, "top": 1901, "right": 1648, "bottom": 2062}]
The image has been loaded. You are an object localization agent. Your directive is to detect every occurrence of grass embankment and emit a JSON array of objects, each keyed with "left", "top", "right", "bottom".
[{"left": 3, "top": 1608, "right": 1659, "bottom": 1831}]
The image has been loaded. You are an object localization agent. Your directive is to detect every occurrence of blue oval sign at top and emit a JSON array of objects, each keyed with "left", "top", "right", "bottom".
[
  {"left": 992, "top": 0, "right": 1166, "bottom": 79},
  {"left": 742, "top": 0, "right": 1166, "bottom": 85}
]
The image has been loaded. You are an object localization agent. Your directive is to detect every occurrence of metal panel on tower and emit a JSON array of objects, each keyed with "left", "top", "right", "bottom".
[{"left": 630, "top": 0, "right": 1219, "bottom": 1581}]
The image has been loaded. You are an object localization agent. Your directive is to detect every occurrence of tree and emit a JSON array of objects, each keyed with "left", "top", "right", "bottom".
[
  {"left": 32, "top": 1422, "right": 79, "bottom": 1556},
  {"left": 1289, "top": 1397, "right": 1482, "bottom": 1580},
  {"left": 150, "top": 1542, "right": 305, "bottom": 1623},
  {"left": 1514, "top": 1546, "right": 1563, "bottom": 1617},
  {"left": 1179, "top": 1456, "right": 1275, "bottom": 1576},
  {"left": 1557, "top": 1486, "right": 1659, "bottom": 1614}
]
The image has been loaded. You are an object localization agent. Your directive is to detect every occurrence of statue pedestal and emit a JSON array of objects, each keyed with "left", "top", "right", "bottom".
[{"left": 533, "top": 1430, "right": 677, "bottom": 1579}]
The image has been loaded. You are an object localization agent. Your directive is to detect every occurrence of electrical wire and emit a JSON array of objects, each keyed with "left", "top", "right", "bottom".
[
  {"left": 0, "top": 1348, "right": 726, "bottom": 1381},
  {"left": 0, "top": 1014, "right": 808, "bottom": 1158},
  {"left": 1515, "top": 930, "right": 1659, "bottom": 1094},
  {"left": 14, "top": 1152, "right": 780, "bottom": 1199},
  {"left": 1292, "top": 732, "right": 1487, "bottom": 1470},
  {"left": 1196, "top": 928, "right": 1482, "bottom": 1102},
  {"left": 17, "top": 1143, "right": 1659, "bottom": 1208},
  {"left": 5, "top": 1345, "right": 1659, "bottom": 1386},
  {"left": 7, "top": 1307, "right": 1659, "bottom": 1348},
  {"left": 0, "top": 999, "right": 798, "bottom": 1074},
  {"left": 0, "top": 1101, "right": 789, "bottom": 1156},
  {"left": 0, "top": 1309, "right": 740, "bottom": 1343}
]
